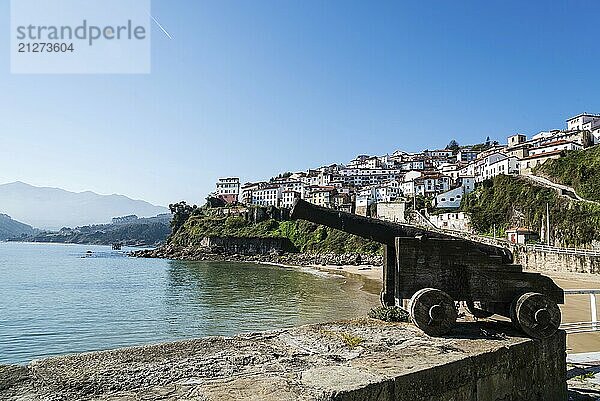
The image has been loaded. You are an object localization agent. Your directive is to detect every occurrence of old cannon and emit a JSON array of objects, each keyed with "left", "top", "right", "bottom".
[{"left": 290, "top": 199, "right": 564, "bottom": 339}]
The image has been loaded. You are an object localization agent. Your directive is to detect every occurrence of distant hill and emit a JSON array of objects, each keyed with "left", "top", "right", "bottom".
[
  {"left": 0, "top": 214, "right": 34, "bottom": 240},
  {"left": 0, "top": 182, "right": 169, "bottom": 230},
  {"left": 16, "top": 214, "right": 172, "bottom": 247}
]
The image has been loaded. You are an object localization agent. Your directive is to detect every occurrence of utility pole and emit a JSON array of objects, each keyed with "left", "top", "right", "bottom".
[
  {"left": 493, "top": 223, "right": 496, "bottom": 240},
  {"left": 546, "top": 203, "right": 551, "bottom": 245}
]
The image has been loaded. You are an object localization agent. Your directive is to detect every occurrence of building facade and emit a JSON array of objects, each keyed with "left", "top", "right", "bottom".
[{"left": 215, "top": 178, "right": 240, "bottom": 204}]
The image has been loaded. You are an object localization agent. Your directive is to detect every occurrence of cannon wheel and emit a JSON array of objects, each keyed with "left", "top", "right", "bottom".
[
  {"left": 409, "top": 288, "right": 457, "bottom": 336},
  {"left": 466, "top": 301, "right": 494, "bottom": 319},
  {"left": 510, "top": 292, "right": 561, "bottom": 339}
]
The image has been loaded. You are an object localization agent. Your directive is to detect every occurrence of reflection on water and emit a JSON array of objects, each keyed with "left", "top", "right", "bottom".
[{"left": 0, "top": 242, "right": 378, "bottom": 365}]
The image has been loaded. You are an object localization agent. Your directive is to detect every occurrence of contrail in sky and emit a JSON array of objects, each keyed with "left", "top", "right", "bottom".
[{"left": 148, "top": 12, "right": 173, "bottom": 40}]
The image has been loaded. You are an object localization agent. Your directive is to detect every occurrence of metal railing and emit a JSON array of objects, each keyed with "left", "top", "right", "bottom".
[
  {"left": 561, "top": 289, "right": 600, "bottom": 334},
  {"left": 527, "top": 244, "right": 600, "bottom": 257}
]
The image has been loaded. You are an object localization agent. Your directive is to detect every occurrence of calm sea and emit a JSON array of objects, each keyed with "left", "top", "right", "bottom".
[{"left": 0, "top": 242, "right": 378, "bottom": 365}]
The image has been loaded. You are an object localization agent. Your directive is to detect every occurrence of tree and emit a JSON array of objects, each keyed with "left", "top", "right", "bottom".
[
  {"left": 169, "top": 201, "right": 200, "bottom": 234},
  {"left": 446, "top": 139, "right": 460, "bottom": 152},
  {"left": 205, "top": 196, "right": 226, "bottom": 208}
]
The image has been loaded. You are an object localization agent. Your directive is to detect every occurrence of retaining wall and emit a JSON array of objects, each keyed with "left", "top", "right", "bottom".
[
  {"left": 514, "top": 248, "right": 600, "bottom": 274},
  {"left": 0, "top": 320, "right": 567, "bottom": 401}
]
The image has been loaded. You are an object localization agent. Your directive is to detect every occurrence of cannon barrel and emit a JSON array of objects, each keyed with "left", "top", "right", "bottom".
[{"left": 290, "top": 199, "right": 513, "bottom": 264}]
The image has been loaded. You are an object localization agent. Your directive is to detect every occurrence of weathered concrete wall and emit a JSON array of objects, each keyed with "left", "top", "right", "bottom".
[
  {"left": 0, "top": 320, "right": 567, "bottom": 401},
  {"left": 376, "top": 202, "right": 406, "bottom": 223},
  {"left": 514, "top": 248, "right": 600, "bottom": 274}
]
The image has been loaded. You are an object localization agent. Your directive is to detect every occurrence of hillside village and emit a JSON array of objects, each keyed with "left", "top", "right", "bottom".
[{"left": 212, "top": 113, "right": 600, "bottom": 242}]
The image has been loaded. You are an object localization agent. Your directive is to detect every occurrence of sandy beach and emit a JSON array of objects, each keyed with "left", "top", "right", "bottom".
[
  {"left": 548, "top": 272, "right": 600, "bottom": 354},
  {"left": 312, "top": 264, "right": 383, "bottom": 282}
]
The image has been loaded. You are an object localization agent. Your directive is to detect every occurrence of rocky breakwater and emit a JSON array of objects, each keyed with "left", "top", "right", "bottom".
[
  {"left": 131, "top": 242, "right": 384, "bottom": 267},
  {"left": 0, "top": 319, "right": 567, "bottom": 401}
]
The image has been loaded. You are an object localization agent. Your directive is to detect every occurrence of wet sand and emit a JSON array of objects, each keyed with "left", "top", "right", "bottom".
[
  {"left": 548, "top": 272, "right": 600, "bottom": 354},
  {"left": 311, "top": 264, "right": 383, "bottom": 298}
]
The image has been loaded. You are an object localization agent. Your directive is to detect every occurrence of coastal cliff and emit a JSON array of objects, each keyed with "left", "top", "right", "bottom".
[{"left": 133, "top": 202, "right": 383, "bottom": 265}]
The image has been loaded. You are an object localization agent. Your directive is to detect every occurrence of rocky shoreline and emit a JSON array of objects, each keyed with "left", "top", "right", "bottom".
[{"left": 130, "top": 244, "right": 384, "bottom": 267}]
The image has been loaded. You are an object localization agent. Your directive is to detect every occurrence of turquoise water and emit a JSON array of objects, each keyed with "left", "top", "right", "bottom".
[{"left": 0, "top": 242, "right": 378, "bottom": 365}]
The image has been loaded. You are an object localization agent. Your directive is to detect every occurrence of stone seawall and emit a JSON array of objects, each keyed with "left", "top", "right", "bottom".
[
  {"left": 514, "top": 248, "right": 600, "bottom": 274},
  {"left": 0, "top": 320, "right": 567, "bottom": 401}
]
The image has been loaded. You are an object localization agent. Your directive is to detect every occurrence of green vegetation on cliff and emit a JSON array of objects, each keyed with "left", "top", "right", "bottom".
[
  {"left": 169, "top": 210, "right": 382, "bottom": 255},
  {"left": 533, "top": 145, "right": 600, "bottom": 202},
  {"left": 274, "top": 220, "right": 381, "bottom": 254},
  {"left": 461, "top": 175, "right": 600, "bottom": 246}
]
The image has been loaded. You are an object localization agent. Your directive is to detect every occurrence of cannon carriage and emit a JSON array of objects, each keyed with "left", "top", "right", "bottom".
[{"left": 290, "top": 199, "right": 563, "bottom": 339}]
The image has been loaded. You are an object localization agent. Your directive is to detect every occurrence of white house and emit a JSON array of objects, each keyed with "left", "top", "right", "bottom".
[
  {"left": 280, "top": 190, "right": 301, "bottom": 209},
  {"left": 401, "top": 179, "right": 425, "bottom": 197},
  {"left": 251, "top": 186, "right": 281, "bottom": 207},
  {"left": 457, "top": 176, "right": 475, "bottom": 192},
  {"left": 507, "top": 228, "right": 539, "bottom": 244},
  {"left": 481, "top": 156, "right": 520, "bottom": 182},
  {"left": 528, "top": 140, "right": 582, "bottom": 157},
  {"left": 520, "top": 150, "right": 563, "bottom": 174},
  {"left": 422, "top": 175, "right": 451, "bottom": 195},
  {"left": 215, "top": 177, "right": 240, "bottom": 204},
  {"left": 339, "top": 168, "right": 403, "bottom": 187},
  {"left": 434, "top": 177, "right": 474, "bottom": 209},
  {"left": 438, "top": 163, "right": 461, "bottom": 181},
  {"left": 402, "top": 171, "right": 423, "bottom": 196},
  {"left": 474, "top": 153, "right": 520, "bottom": 183},
  {"left": 402, "top": 171, "right": 450, "bottom": 197},
  {"left": 428, "top": 212, "right": 472, "bottom": 233},
  {"left": 400, "top": 160, "right": 425, "bottom": 171},
  {"left": 458, "top": 162, "right": 476, "bottom": 178},
  {"left": 375, "top": 185, "right": 400, "bottom": 203},
  {"left": 426, "top": 149, "right": 454, "bottom": 158},
  {"left": 567, "top": 113, "right": 600, "bottom": 131},
  {"left": 304, "top": 186, "right": 336, "bottom": 208},
  {"left": 434, "top": 187, "right": 467, "bottom": 209}
]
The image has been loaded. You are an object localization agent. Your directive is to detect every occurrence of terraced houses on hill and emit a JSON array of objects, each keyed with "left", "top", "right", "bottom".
[{"left": 212, "top": 113, "right": 599, "bottom": 230}]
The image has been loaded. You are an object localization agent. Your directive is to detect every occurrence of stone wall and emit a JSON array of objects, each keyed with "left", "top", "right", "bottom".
[
  {"left": 514, "top": 247, "right": 600, "bottom": 274},
  {"left": 200, "top": 236, "right": 295, "bottom": 255},
  {"left": 376, "top": 202, "right": 406, "bottom": 223},
  {"left": 0, "top": 320, "right": 567, "bottom": 401}
]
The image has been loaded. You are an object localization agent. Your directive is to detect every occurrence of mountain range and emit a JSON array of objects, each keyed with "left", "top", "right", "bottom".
[{"left": 0, "top": 182, "right": 169, "bottom": 230}]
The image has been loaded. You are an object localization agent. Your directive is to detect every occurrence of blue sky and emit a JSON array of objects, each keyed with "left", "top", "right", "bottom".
[{"left": 1, "top": 0, "right": 599, "bottom": 206}]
